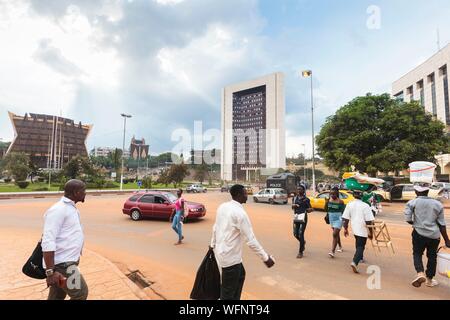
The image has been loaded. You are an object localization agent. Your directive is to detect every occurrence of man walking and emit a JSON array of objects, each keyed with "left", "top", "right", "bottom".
[
  {"left": 42, "top": 179, "right": 88, "bottom": 300},
  {"left": 405, "top": 183, "right": 450, "bottom": 288},
  {"left": 210, "top": 184, "right": 275, "bottom": 300},
  {"left": 342, "top": 189, "right": 374, "bottom": 273}
]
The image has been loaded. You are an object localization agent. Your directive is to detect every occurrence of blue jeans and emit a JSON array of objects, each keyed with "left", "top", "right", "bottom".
[{"left": 172, "top": 210, "right": 183, "bottom": 241}]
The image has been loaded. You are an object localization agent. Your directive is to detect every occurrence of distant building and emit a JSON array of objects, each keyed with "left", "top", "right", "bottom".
[
  {"left": 91, "top": 147, "right": 114, "bottom": 158},
  {"left": 392, "top": 43, "right": 450, "bottom": 175},
  {"left": 130, "top": 136, "right": 149, "bottom": 160},
  {"left": 6, "top": 112, "right": 92, "bottom": 169},
  {"left": 221, "top": 73, "right": 286, "bottom": 181}
]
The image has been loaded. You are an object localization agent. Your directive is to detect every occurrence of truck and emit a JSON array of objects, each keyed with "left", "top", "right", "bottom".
[{"left": 266, "top": 173, "right": 297, "bottom": 196}]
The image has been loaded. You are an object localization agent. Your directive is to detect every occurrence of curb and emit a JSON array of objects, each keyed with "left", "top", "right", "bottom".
[{"left": 85, "top": 249, "right": 149, "bottom": 300}]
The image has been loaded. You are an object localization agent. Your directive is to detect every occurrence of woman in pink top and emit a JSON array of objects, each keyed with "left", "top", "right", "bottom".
[{"left": 172, "top": 189, "right": 185, "bottom": 245}]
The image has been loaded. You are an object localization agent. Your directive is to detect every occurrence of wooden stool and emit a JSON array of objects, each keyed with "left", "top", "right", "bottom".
[{"left": 367, "top": 220, "right": 395, "bottom": 255}]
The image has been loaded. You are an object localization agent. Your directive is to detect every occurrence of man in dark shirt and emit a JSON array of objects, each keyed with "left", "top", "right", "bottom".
[{"left": 292, "top": 185, "right": 313, "bottom": 258}]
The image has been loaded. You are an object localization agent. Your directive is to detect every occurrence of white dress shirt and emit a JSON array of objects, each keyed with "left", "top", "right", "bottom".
[
  {"left": 42, "top": 197, "right": 84, "bottom": 267},
  {"left": 342, "top": 199, "right": 375, "bottom": 237},
  {"left": 210, "top": 200, "right": 269, "bottom": 268}
]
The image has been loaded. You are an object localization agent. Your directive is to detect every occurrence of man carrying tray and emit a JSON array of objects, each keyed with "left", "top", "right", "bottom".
[{"left": 405, "top": 183, "right": 450, "bottom": 288}]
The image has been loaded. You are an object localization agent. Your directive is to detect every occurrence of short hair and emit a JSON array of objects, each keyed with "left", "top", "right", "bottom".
[
  {"left": 331, "top": 186, "right": 339, "bottom": 192},
  {"left": 230, "top": 184, "right": 245, "bottom": 198},
  {"left": 297, "top": 185, "right": 305, "bottom": 191}
]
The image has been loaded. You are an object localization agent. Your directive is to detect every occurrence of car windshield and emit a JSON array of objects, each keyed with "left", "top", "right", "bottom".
[{"left": 164, "top": 193, "right": 178, "bottom": 203}]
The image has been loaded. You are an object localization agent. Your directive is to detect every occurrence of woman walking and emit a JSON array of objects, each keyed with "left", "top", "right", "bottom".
[
  {"left": 292, "top": 185, "right": 313, "bottom": 258},
  {"left": 172, "top": 188, "right": 185, "bottom": 245},
  {"left": 327, "top": 187, "right": 345, "bottom": 258}
]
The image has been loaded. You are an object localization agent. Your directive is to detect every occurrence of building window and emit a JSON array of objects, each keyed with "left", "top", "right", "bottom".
[
  {"left": 407, "top": 86, "right": 414, "bottom": 101},
  {"left": 428, "top": 73, "right": 437, "bottom": 116},
  {"left": 394, "top": 91, "right": 404, "bottom": 102},
  {"left": 416, "top": 80, "right": 425, "bottom": 107},
  {"left": 441, "top": 65, "right": 450, "bottom": 125}
]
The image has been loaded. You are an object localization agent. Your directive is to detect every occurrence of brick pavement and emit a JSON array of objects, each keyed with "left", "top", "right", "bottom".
[{"left": 0, "top": 233, "right": 148, "bottom": 300}]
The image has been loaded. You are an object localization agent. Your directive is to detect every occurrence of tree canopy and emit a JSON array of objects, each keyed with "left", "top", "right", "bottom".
[{"left": 316, "top": 94, "right": 449, "bottom": 175}]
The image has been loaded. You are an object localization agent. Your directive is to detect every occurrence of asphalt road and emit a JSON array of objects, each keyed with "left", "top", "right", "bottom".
[{"left": 0, "top": 192, "right": 449, "bottom": 300}]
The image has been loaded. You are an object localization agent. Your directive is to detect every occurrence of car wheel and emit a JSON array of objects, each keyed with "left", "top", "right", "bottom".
[
  {"left": 283, "top": 201, "right": 288, "bottom": 205},
  {"left": 269, "top": 198, "right": 274, "bottom": 205},
  {"left": 130, "top": 209, "right": 141, "bottom": 221},
  {"left": 254, "top": 197, "right": 258, "bottom": 203}
]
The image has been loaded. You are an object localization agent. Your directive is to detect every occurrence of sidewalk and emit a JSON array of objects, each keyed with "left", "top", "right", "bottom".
[{"left": 0, "top": 233, "right": 148, "bottom": 300}]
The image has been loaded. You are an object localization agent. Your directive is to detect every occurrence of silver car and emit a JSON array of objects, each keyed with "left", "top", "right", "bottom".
[{"left": 253, "top": 188, "right": 288, "bottom": 205}]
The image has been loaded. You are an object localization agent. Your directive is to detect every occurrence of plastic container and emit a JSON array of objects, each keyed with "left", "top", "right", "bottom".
[
  {"left": 409, "top": 161, "right": 436, "bottom": 184},
  {"left": 344, "top": 178, "right": 373, "bottom": 191},
  {"left": 437, "top": 248, "right": 450, "bottom": 279}
]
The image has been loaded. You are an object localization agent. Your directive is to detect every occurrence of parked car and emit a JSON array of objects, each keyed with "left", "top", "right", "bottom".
[
  {"left": 253, "top": 188, "right": 288, "bottom": 205},
  {"left": 308, "top": 190, "right": 355, "bottom": 211},
  {"left": 221, "top": 184, "right": 233, "bottom": 192},
  {"left": 122, "top": 191, "right": 206, "bottom": 221},
  {"left": 186, "top": 184, "right": 207, "bottom": 193},
  {"left": 374, "top": 184, "right": 444, "bottom": 202}
]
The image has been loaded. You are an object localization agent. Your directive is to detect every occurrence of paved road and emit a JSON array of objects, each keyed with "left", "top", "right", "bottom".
[{"left": 0, "top": 192, "right": 449, "bottom": 300}]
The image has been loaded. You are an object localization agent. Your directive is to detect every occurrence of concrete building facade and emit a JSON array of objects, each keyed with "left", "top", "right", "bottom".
[
  {"left": 221, "top": 73, "right": 286, "bottom": 181},
  {"left": 392, "top": 43, "right": 450, "bottom": 175}
]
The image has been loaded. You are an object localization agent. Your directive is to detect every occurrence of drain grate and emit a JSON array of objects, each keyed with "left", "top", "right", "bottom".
[{"left": 127, "top": 270, "right": 154, "bottom": 289}]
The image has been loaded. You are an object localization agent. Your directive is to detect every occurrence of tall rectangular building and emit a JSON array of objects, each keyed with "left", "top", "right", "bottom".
[
  {"left": 221, "top": 73, "right": 286, "bottom": 181},
  {"left": 392, "top": 43, "right": 450, "bottom": 129},
  {"left": 392, "top": 43, "right": 450, "bottom": 175}
]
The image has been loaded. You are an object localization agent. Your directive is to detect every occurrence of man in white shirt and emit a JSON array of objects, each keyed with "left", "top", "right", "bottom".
[
  {"left": 42, "top": 179, "right": 88, "bottom": 300},
  {"left": 342, "top": 190, "right": 374, "bottom": 274},
  {"left": 210, "top": 184, "right": 275, "bottom": 300}
]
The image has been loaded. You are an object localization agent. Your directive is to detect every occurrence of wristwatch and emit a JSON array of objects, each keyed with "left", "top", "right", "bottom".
[{"left": 45, "top": 269, "right": 54, "bottom": 277}]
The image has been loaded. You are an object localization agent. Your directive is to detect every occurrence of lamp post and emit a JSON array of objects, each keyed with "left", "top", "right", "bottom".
[
  {"left": 302, "top": 70, "right": 316, "bottom": 194},
  {"left": 120, "top": 113, "right": 132, "bottom": 191},
  {"left": 301, "top": 143, "right": 307, "bottom": 184}
]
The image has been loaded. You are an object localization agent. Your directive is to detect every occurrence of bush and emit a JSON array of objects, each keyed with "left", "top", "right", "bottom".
[
  {"left": 4, "top": 178, "right": 12, "bottom": 183},
  {"left": 104, "top": 181, "right": 117, "bottom": 189},
  {"left": 35, "top": 187, "right": 49, "bottom": 191},
  {"left": 37, "top": 177, "right": 45, "bottom": 183},
  {"left": 16, "top": 181, "right": 29, "bottom": 189},
  {"left": 123, "top": 179, "right": 129, "bottom": 184}
]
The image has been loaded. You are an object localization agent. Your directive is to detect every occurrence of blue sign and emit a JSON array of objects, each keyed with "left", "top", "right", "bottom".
[{"left": 137, "top": 180, "right": 142, "bottom": 188}]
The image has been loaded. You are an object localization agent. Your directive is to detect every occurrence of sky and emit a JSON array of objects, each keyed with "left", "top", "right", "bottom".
[{"left": 0, "top": 0, "right": 449, "bottom": 158}]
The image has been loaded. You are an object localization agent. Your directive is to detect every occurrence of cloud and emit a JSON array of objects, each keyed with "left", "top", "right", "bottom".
[{"left": 33, "top": 38, "right": 85, "bottom": 77}]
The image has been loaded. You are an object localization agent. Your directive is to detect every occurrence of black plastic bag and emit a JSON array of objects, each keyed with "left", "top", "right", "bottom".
[
  {"left": 190, "top": 247, "right": 221, "bottom": 300},
  {"left": 22, "top": 241, "right": 46, "bottom": 279}
]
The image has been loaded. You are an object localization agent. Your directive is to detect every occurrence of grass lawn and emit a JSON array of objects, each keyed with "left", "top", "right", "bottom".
[{"left": 0, "top": 181, "right": 218, "bottom": 193}]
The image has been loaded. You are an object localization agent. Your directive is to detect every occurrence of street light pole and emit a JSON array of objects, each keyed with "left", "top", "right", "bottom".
[
  {"left": 120, "top": 113, "right": 132, "bottom": 191},
  {"left": 302, "top": 70, "right": 316, "bottom": 194}
]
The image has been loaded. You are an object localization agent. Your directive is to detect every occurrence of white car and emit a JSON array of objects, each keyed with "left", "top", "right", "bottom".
[
  {"left": 186, "top": 184, "right": 207, "bottom": 193},
  {"left": 253, "top": 188, "right": 288, "bottom": 205}
]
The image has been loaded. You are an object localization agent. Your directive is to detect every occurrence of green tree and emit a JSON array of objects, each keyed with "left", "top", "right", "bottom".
[
  {"left": 157, "top": 168, "right": 170, "bottom": 187},
  {"left": 1, "top": 152, "right": 31, "bottom": 182},
  {"left": 168, "top": 164, "right": 189, "bottom": 187},
  {"left": 194, "top": 164, "right": 209, "bottom": 183},
  {"left": 63, "top": 155, "right": 97, "bottom": 179},
  {"left": 316, "top": 93, "right": 449, "bottom": 176}
]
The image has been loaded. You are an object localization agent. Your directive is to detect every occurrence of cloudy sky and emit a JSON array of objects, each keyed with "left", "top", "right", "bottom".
[{"left": 0, "top": 0, "right": 449, "bottom": 158}]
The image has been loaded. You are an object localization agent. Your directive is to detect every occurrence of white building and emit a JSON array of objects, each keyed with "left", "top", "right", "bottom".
[
  {"left": 91, "top": 147, "right": 130, "bottom": 158},
  {"left": 221, "top": 72, "right": 286, "bottom": 182},
  {"left": 392, "top": 43, "right": 450, "bottom": 175}
]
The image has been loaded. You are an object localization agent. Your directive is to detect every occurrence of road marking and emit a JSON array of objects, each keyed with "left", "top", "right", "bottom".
[{"left": 258, "top": 275, "right": 348, "bottom": 300}]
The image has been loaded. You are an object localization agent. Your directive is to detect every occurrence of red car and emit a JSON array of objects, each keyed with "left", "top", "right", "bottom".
[{"left": 122, "top": 191, "right": 206, "bottom": 222}]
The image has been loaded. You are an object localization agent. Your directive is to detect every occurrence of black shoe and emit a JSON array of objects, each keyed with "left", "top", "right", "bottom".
[{"left": 297, "top": 253, "right": 303, "bottom": 259}]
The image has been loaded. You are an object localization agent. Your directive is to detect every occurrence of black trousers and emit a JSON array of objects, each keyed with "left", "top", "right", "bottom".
[
  {"left": 293, "top": 219, "right": 308, "bottom": 253},
  {"left": 412, "top": 229, "right": 440, "bottom": 278},
  {"left": 221, "top": 263, "right": 246, "bottom": 300},
  {"left": 353, "top": 236, "right": 367, "bottom": 265}
]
